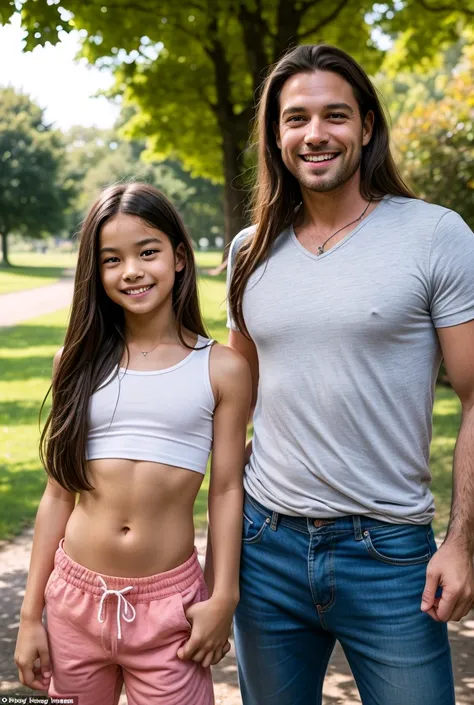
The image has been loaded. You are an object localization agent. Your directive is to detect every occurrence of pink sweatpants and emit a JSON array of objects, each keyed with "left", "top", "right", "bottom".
[{"left": 45, "top": 541, "right": 214, "bottom": 705}]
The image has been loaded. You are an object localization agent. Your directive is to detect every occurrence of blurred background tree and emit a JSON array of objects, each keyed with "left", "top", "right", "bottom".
[
  {"left": 0, "top": 87, "right": 74, "bottom": 266},
  {"left": 0, "top": 0, "right": 472, "bottom": 253}
]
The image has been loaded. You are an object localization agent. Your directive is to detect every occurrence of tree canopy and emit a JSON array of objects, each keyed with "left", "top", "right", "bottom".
[
  {"left": 0, "top": 87, "right": 73, "bottom": 265},
  {"left": 63, "top": 122, "right": 224, "bottom": 245},
  {"left": 1, "top": 0, "right": 472, "bottom": 247},
  {"left": 391, "top": 42, "right": 474, "bottom": 227}
]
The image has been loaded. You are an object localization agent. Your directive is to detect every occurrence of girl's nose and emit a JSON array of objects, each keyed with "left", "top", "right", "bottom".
[{"left": 123, "top": 265, "right": 144, "bottom": 281}]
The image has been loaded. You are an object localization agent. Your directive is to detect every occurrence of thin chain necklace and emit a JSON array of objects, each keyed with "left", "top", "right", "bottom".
[
  {"left": 316, "top": 199, "right": 372, "bottom": 256},
  {"left": 139, "top": 340, "right": 162, "bottom": 357}
]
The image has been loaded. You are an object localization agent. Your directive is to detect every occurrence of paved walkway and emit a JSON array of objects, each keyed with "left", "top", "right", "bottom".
[
  {"left": 1, "top": 529, "right": 473, "bottom": 704},
  {"left": 0, "top": 274, "right": 75, "bottom": 327},
  {"left": 1, "top": 280, "right": 473, "bottom": 703}
]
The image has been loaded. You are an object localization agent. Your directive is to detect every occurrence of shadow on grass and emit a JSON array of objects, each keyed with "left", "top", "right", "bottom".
[
  {"left": 0, "top": 324, "right": 65, "bottom": 351},
  {"left": 0, "top": 400, "right": 47, "bottom": 426},
  {"left": 0, "top": 458, "right": 46, "bottom": 540},
  {"left": 1, "top": 264, "right": 67, "bottom": 280},
  {"left": 0, "top": 356, "right": 56, "bottom": 382}
]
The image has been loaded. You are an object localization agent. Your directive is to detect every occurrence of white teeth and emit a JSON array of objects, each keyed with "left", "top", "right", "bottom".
[
  {"left": 125, "top": 286, "right": 152, "bottom": 295},
  {"left": 303, "top": 154, "right": 337, "bottom": 162}
]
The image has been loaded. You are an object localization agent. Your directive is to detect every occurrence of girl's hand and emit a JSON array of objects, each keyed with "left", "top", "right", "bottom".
[
  {"left": 176, "top": 596, "right": 234, "bottom": 667},
  {"left": 14, "top": 618, "right": 52, "bottom": 691}
]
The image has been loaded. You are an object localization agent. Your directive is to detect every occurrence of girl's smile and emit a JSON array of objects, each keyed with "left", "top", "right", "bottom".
[
  {"left": 121, "top": 284, "right": 156, "bottom": 297},
  {"left": 99, "top": 213, "right": 185, "bottom": 316}
]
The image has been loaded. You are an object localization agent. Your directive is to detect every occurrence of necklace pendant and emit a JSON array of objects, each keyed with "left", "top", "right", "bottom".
[
  {"left": 317, "top": 245, "right": 325, "bottom": 256},
  {"left": 142, "top": 351, "right": 148, "bottom": 357}
]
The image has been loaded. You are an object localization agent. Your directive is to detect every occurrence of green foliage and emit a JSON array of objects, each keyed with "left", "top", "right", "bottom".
[
  {"left": 63, "top": 123, "right": 224, "bottom": 244},
  {"left": 2, "top": 0, "right": 473, "bottom": 244},
  {"left": 391, "top": 43, "right": 474, "bottom": 227},
  {"left": 0, "top": 87, "right": 73, "bottom": 263},
  {"left": 378, "top": 1, "right": 474, "bottom": 72}
]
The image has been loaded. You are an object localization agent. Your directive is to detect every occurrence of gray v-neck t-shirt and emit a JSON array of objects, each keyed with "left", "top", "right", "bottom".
[{"left": 227, "top": 196, "right": 474, "bottom": 523}]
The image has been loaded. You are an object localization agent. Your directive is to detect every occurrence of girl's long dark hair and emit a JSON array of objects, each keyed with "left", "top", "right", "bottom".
[
  {"left": 229, "top": 44, "right": 417, "bottom": 336},
  {"left": 40, "top": 182, "right": 207, "bottom": 492}
]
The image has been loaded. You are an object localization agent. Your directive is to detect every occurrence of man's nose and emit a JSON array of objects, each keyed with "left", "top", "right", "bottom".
[{"left": 304, "top": 118, "right": 328, "bottom": 146}]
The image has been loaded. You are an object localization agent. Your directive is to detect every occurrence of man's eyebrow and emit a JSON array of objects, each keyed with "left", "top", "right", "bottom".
[
  {"left": 325, "top": 102, "right": 354, "bottom": 114},
  {"left": 99, "top": 237, "right": 163, "bottom": 255},
  {"left": 281, "top": 105, "right": 307, "bottom": 120}
]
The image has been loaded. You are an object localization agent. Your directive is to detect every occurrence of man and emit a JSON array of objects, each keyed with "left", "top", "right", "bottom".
[{"left": 226, "top": 44, "right": 474, "bottom": 705}]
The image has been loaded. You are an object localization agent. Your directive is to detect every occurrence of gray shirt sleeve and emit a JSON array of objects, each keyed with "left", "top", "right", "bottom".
[
  {"left": 226, "top": 227, "right": 255, "bottom": 330},
  {"left": 429, "top": 210, "right": 474, "bottom": 328}
]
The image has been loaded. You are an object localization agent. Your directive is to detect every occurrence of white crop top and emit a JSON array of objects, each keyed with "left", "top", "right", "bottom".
[{"left": 86, "top": 336, "right": 215, "bottom": 474}]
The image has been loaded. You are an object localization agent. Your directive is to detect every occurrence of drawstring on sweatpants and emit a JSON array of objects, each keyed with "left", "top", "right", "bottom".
[{"left": 97, "top": 576, "right": 136, "bottom": 640}]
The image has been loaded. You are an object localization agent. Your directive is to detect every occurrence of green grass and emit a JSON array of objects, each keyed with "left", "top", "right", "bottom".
[
  {"left": 0, "top": 252, "right": 77, "bottom": 295},
  {"left": 0, "top": 263, "right": 461, "bottom": 539}
]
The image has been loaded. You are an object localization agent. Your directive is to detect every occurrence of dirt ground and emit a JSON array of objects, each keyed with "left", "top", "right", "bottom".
[
  {"left": 1, "top": 528, "right": 473, "bottom": 704},
  {"left": 1, "top": 282, "right": 473, "bottom": 703}
]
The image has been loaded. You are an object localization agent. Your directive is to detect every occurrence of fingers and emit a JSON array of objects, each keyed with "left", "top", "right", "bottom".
[
  {"left": 436, "top": 588, "right": 473, "bottom": 622},
  {"left": 17, "top": 662, "right": 50, "bottom": 691},
  {"left": 177, "top": 636, "right": 231, "bottom": 664},
  {"left": 39, "top": 646, "right": 52, "bottom": 681},
  {"left": 421, "top": 566, "right": 439, "bottom": 614}
]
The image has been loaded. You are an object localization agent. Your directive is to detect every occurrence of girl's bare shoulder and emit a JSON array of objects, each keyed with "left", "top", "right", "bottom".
[{"left": 209, "top": 343, "right": 251, "bottom": 399}]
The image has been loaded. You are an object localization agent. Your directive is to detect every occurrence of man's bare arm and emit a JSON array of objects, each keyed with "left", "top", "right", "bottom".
[{"left": 421, "top": 320, "right": 474, "bottom": 622}]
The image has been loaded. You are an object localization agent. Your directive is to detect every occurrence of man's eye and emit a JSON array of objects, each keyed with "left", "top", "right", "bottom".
[
  {"left": 288, "top": 116, "right": 305, "bottom": 123},
  {"left": 328, "top": 113, "right": 346, "bottom": 120},
  {"left": 141, "top": 249, "right": 159, "bottom": 257}
]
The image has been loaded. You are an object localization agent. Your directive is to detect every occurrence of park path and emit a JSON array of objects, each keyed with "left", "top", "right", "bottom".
[
  {"left": 0, "top": 274, "right": 75, "bottom": 328},
  {"left": 1, "top": 529, "right": 474, "bottom": 703},
  {"left": 1, "top": 279, "right": 474, "bottom": 703}
]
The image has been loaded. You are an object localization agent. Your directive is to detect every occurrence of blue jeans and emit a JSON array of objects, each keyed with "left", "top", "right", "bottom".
[{"left": 234, "top": 494, "right": 454, "bottom": 705}]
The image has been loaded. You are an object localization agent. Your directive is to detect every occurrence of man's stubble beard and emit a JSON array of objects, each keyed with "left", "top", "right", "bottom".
[{"left": 298, "top": 148, "right": 363, "bottom": 194}]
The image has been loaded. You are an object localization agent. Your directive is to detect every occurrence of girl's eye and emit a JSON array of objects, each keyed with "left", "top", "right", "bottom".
[
  {"left": 103, "top": 257, "right": 119, "bottom": 264},
  {"left": 141, "top": 249, "right": 159, "bottom": 257}
]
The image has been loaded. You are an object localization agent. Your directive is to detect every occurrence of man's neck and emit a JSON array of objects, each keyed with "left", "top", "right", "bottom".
[{"left": 298, "top": 173, "right": 369, "bottom": 233}]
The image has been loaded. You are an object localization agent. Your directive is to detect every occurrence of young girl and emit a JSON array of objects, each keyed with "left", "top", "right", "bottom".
[{"left": 14, "top": 182, "right": 251, "bottom": 705}]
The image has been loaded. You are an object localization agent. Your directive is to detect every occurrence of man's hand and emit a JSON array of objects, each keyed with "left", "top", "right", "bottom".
[
  {"left": 421, "top": 541, "right": 474, "bottom": 622},
  {"left": 176, "top": 596, "right": 234, "bottom": 667}
]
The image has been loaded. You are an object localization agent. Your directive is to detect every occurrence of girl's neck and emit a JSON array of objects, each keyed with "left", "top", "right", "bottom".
[{"left": 124, "top": 307, "right": 179, "bottom": 348}]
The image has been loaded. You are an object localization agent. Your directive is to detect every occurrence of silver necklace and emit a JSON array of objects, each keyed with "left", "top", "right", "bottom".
[
  {"left": 316, "top": 199, "right": 372, "bottom": 256},
  {"left": 140, "top": 341, "right": 161, "bottom": 357}
]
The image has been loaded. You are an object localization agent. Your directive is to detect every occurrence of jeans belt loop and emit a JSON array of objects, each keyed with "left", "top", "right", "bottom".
[
  {"left": 270, "top": 511, "right": 279, "bottom": 531},
  {"left": 353, "top": 516, "right": 363, "bottom": 541}
]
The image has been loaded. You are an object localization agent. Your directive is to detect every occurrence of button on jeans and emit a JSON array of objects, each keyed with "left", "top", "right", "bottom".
[{"left": 234, "top": 494, "right": 455, "bottom": 705}]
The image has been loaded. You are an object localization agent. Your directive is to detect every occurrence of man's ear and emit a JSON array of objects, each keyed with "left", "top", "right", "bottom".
[
  {"left": 273, "top": 121, "right": 282, "bottom": 150},
  {"left": 362, "top": 110, "right": 374, "bottom": 147},
  {"left": 175, "top": 243, "right": 186, "bottom": 272}
]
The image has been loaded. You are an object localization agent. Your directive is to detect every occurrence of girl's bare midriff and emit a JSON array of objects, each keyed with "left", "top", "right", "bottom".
[{"left": 64, "top": 458, "right": 204, "bottom": 577}]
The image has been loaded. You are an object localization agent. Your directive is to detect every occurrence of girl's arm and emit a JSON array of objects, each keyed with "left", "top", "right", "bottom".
[
  {"left": 207, "top": 344, "right": 251, "bottom": 603},
  {"left": 15, "top": 347, "right": 76, "bottom": 690},
  {"left": 15, "top": 479, "right": 75, "bottom": 690},
  {"left": 178, "top": 344, "right": 251, "bottom": 667}
]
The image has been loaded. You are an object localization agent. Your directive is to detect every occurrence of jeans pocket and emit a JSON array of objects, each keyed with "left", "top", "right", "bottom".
[
  {"left": 363, "top": 524, "right": 433, "bottom": 565},
  {"left": 242, "top": 498, "right": 270, "bottom": 544}
]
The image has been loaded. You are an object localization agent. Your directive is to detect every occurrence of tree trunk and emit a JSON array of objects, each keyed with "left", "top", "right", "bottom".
[
  {"left": 1, "top": 233, "right": 11, "bottom": 267},
  {"left": 222, "top": 135, "right": 249, "bottom": 255}
]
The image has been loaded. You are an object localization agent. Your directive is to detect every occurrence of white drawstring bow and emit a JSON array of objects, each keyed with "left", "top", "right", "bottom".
[{"left": 97, "top": 576, "right": 136, "bottom": 640}]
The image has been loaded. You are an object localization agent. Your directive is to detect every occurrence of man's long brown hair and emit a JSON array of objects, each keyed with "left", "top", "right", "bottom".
[
  {"left": 40, "top": 182, "right": 207, "bottom": 492},
  {"left": 229, "top": 44, "right": 416, "bottom": 336}
]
